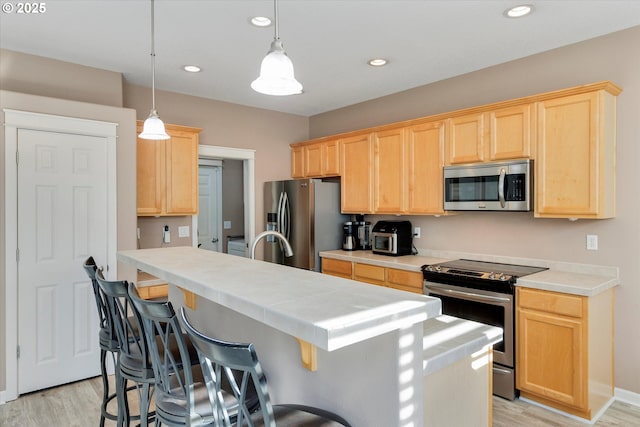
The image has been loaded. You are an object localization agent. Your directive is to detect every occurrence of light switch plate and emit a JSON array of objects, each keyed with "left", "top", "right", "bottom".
[
  {"left": 586, "top": 234, "right": 598, "bottom": 250},
  {"left": 178, "top": 226, "right": 190, "bottom": 238},
  {"left": 224, "top": 221, "right": 232, "bottom": 230}
]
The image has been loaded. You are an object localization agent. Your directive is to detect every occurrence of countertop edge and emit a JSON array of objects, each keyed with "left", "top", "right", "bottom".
[
  {"left": 422, "top": 315, "right": 503, "bottom": 376},
  {"left": 321, "top": 250, "right": 619, "bottom": 297}
]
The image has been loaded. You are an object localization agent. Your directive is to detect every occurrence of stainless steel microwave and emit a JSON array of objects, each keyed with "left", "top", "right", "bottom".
[{"left": 443, "top": 159, "right": 533, "bottom": 211}]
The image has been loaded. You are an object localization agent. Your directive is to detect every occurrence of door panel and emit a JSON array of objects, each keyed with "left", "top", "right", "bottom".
[
  {"left": 198, "top": 165, "right": 221, "bottom": 251},
  {"left": 18, "top": 128, "right": 106, "bottom": 394}
]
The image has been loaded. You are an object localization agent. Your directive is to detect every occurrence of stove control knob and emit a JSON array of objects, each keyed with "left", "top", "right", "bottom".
[
  {"left": 488, "top": 272, "right": 496, "bottom": 280},
  {"left": 426, "top": 265, "right": 434, "bottom": 272},
  {"left": 499, "top": 274, "right": 509, "bottom": 281}
]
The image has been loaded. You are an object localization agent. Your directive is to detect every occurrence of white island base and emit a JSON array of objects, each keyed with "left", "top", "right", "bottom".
[{"left": 119, "top": 247, "right": 501, "bottom": 427}]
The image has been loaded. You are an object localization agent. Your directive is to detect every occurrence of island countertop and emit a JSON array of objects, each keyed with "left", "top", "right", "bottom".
[{"left": 117, "top": 247, "right": 441, "bottom": 352}]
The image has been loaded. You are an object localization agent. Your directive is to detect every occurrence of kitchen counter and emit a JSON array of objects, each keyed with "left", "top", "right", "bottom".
[
  {"left": 117, "top": 247, "right": 501, "bottom": 426},
  {"left": 118, "top": 247, "right": 441, "bottom": 352},
  {"left": 320, "top": 249, "right": 619, "bottom": 296}
]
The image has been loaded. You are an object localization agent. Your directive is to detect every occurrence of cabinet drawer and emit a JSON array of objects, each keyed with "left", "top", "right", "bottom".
[
  {"left": 386, "top": 268, "right": 423, "bottom": 291},
  {"left": 354, "top": 263, "right": 385, "bottom": 284},
  {"left": 136, "top": 283, "right": 168, "bottom": 300},
  {"left": 322, "top": 258, "right": 352, "bottom": 277},
  {"left": 518, "top": 288, "right": 585, "bottom": 318}
]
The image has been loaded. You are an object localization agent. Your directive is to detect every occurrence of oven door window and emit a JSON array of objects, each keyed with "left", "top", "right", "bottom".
[{"left": 437, "top": 294, "right": 505, "bottom": 353}]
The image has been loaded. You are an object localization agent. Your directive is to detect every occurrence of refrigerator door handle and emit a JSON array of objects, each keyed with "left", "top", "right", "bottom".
[{"left": 282, "top": 191, "right": 291, "bottom": 240}]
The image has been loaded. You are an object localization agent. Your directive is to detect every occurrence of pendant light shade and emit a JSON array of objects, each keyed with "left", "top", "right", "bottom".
[
  {"left": 139, "top": 109, "right": 169, "bottom": 140},
  {"left": 139, "top": 0, "right": 169, "bottom": 140},
  {"left": 251, "top": 0, "right": 302, "bottom": 96}
]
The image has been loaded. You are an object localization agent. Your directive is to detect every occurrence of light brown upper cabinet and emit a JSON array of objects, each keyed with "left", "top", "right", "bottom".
[
  {"left": 136, "top": 122, "right": 201, "bottom": 216},
  {"left": 446, "top": 112, "right": 486, "bottom": 164},
  {"left": 489, "top": 104, "right": 533, "bottom": 161},
  {"left": 535, "top": 87, "right": 619, "bottom": 218},
  {"left": 341, "top": 133, "right": 374, "bottom": 213},
  {"left": 374, "top": 128, "right": 408, "bottom": 213},
  {"left": 291, "top": 144, "right": 304, "bottom": 178},
  {"left": 407, "top": 121, "right": 447, "bottom": 214},
  {"left": 447, "top": 104, "right": 533, "bottom": 165},
  {"left": 291, "top": 140, "right": 341, "bottom": 179}
]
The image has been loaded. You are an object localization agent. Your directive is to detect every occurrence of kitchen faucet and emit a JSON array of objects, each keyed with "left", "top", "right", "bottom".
[{"left": 250, "top": 230, "right": 294, "bottom": 260}]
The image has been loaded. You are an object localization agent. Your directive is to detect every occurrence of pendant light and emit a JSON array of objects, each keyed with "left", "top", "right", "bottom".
[
  {"left": 251, "top": 0, "right": 303, "bottom": 96},
  {"left": 139, "top": 0, "right": 170, "bottom": 140}
]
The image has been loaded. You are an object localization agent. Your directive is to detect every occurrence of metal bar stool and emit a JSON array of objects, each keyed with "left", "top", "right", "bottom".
[
  {"left": 83, "top": 256, "right": 120, "bottom": 426},
  {"left": 128, "top": 283, "right": 259, "bottom": 426},
  {"left": 180, "top": 307, "right": 352, "bottom": 427},
  {"left": 96, "top": 270, "right": 155, "bottom": 427}
]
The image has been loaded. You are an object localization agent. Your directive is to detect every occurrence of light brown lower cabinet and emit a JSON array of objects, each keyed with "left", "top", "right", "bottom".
[
  {"left": 516, "top": 287, "right": 614, "bottom": 420},
  {"left": 322, "top": 258, "right": 423, "bottom": 294},
  {"left": 321, "top": 258, "right": 353, "bottom": 279}
]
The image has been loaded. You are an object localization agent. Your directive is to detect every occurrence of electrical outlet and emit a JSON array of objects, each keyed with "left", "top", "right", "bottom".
[
  {"left": 178, "top": 226, "right": 190, "bottom": 238},
  {"left": 137, "top": 227, "right": 140, "bottom": 239},
  {"left": 414, "top": 227, "right": 421, "bottom": 238},
  {"left": 586, "top": 234, "right": 598, "bottom": 250},
  {"left": 224, "top": 221, "right": 232, "bottom": 230},
  {"left": 163, "top": 225, "right": 171, "bottom": 243}
]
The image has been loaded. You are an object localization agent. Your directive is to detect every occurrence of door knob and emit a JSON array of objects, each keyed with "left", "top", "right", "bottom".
[{"left": 212, "top": 237, "right": 219, "bottom": 243}]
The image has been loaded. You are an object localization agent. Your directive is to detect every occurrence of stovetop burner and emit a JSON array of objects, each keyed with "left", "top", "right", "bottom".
[{"left": 421, "top": 259, "right": 548, "bottom": 293}]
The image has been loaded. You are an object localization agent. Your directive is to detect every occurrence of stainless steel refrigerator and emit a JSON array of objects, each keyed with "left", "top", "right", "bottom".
[{"left": 263, "top": 178, "right": 347, "bottom": 271}]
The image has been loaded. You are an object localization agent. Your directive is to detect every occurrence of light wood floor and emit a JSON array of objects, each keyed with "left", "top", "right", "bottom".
[{"left": 1, "top": 376, "right": 639, "bottom": 426}]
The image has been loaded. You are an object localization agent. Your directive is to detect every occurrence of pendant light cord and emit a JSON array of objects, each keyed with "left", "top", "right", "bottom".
[
  {"left": 150, "top": 0, "right": 157, "bottom": 112},
  {"left": 273, "top": 0, "right": 279, "bottom": 41}
]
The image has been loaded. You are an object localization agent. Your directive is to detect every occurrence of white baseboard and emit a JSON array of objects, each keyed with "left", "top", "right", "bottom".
[
  {"left": 0, "top": 390, "right": 6, "bottom": 405},
  {"left": 615, "top": 387, "right": 640, "bottom": 407}
]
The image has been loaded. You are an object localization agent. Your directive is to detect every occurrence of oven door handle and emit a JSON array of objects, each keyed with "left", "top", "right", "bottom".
[{"left": 425, "top": 284, "right": 511, "bottom": 303}]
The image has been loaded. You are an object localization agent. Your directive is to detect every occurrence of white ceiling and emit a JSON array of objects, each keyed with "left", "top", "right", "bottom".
[{"left": 1, "top": 1, "right": 639, "bottom": 117}]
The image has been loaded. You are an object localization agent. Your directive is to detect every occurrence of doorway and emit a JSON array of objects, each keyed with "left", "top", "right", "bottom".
[
  {"left": 3, "top": 110, "right": 117, "bottom": 401},
  {"left": 197, "top": 159, "right": 222, "bottom": 252},
  {"left": 192, "top": 145, "right": 255, "bottom": 258}
]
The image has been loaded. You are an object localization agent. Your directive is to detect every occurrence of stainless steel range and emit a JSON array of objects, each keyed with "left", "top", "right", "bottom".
[{"left": 421, "top": 259, "right": 547, "bottom": 400}]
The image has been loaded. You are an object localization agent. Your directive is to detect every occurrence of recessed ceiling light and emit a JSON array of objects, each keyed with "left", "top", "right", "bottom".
[
  {"left": 183, "top": 65, "right": 201, "bottom": 73},
  {"left": 504, "top": 4, "right": 534, "bottom": 18},
  {"left": 250, "top": 16, "right": 272, "bottom": 27},
  {"left": 368, "top": 58, "right": 388, "bottom": 67}
]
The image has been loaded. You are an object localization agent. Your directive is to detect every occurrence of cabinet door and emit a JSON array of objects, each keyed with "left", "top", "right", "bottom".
[
  {"left": 374, "top": 128, "right": 407, "bottom": 213},
  {"left": 136, "top": 132, "right": 165, "bottom": 215},
  {"left": 517, "top": 288, "right": 588, "bottom": 411},
  {"left": 407, "top": 121, "right": 446, "bottom": 214},
  {"left": 341, "top": 133, "right": 374, "bottom": 213},
  {"left": 517, "top": 308, "right": 587, "bottom": 409},
  {"left": 446, "top": 113, "right": 485, "bottom": 164},
  {"left": 291, "top": 145, "right": 304, "bottom": 178},
  {"left": 304, "top": 142, "right": 324, "bottom": 177},
  {"left": 323, "top": 139, "right": 341, "bottom": 176},
  {"left": 535, "top": 92, "right": 612, "bottom": 218},
  {"left": 489, "top": 104, "right": 532, "bottom": 160},
  {"left": 165, "top": 129, "right": 199, "bottom": 215}
]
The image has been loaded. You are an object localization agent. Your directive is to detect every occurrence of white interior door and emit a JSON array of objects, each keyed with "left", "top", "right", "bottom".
[
  {"left": 198, "top": 163, "right": 222, "bottom": 251},
  {"left": 17, "top": 128, "right": 107, "bottom": 394}
]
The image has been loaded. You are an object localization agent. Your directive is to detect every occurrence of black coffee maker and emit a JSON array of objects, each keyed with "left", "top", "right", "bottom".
[{"left": 342, "top": 221, "right": 357, "bottom": 251}]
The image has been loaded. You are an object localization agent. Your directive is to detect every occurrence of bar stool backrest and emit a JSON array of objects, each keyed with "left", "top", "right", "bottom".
[
  {"left": 128, "top": 284, "right": 202, "bottom": 425},
  {"left": 180, "top": 307, "right": 276, "bottom": 427},
  {"left": 83, "top": 256, "right": 112, "bottom": 337},
  {"left": 95, "top": 270, "right": 150, "bottom": 370}
]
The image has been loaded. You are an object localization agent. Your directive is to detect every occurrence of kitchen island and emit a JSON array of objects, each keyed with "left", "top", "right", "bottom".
[{"left": 118, "top": 247, "right": 500, "bottom": 426}]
